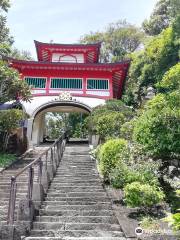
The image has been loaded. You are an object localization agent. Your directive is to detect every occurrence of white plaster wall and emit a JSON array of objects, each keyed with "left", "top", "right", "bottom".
[{"left": 22, "top": 96, "right": 105, "bottom": 117}]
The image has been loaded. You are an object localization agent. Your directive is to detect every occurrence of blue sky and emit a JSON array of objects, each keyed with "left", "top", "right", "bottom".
[{"left": 8, "top": 0, "right": 158, "bottom": 58}]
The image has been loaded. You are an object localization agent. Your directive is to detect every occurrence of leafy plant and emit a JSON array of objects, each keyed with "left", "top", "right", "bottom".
[
  {"left": 0, "top": 60, "right": 32, "bottom": 103},
  {"left": 124, "top": 181, "right": 165, "bottom": 208},
  {"left": 133, "top": 92, "right": 180, "bottom": 159},
  {"left": 164, "top": 212, "right": 180, "bottom": 232},
  {"left": 156, "top": 62, "right": 180, "bottom": 93},
  {"left": 110, "top": 161, "right": 160, "bottom": 189},
  {"left": 0, "top": 153, "right": 15, "bottom": 167},
  {"left": 98, "top": 138, "right": 128, "bottom": 180},
  {"left": 0, "top": 109, "right": 24, "bottom": 151}
]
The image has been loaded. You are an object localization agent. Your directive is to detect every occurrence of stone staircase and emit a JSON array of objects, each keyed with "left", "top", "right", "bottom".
[{"left": 25, "top": 142, "right": 125, "bottom": 240}]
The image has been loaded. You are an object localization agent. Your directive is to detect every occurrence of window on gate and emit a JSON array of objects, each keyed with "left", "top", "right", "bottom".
[
  {"left": 50, "top": 78, "right": 82, "bottom": 89},
  {"left": 25, "top": 77, "right": 46, "bottom": 88},
  {"left": 87, "top": 79, "right": 109, "bottom": 90}
]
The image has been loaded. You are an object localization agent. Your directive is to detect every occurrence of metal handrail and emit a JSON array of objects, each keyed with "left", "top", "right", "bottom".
[{"left": 7, "top": 131, "right": 67, "bottom": 225}]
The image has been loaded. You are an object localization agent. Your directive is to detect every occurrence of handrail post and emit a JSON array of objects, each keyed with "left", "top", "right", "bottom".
[
  {"left": 45, "top": 152, "right": 48, "bottom": 170},
  {"left": 37, "top": 158, "right": 43, "bottom": 184},
  {"left": 7, "top": 176, "right": 17, "bottom": 225},
  {"left": 27, "top": 167, "right": 34, "bottom": 203}
]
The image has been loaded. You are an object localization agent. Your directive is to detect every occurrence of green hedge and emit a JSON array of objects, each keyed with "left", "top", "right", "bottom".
[{"left": 98, "top": 138, "right": 128, "bottom": 180}]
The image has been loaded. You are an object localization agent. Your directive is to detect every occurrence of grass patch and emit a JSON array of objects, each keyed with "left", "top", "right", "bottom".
[
  {"left": 0, "top": 153, "right": 16, "bottom": 168},
  {"left": 140, "top": 216, "right": 162, "bottom": 230}
]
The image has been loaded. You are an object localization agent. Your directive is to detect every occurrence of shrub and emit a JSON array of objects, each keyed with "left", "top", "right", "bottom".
[
  {"left": 110, "top": 163, "right": 137, "bottom": 188},
  {"left": 93, "top": 112, "right": 125, "bottom": 140},
  {"left": 0, "top": 153, "right": 15, "bottom": 167},
  {"left": 110, "top": 161, "right": 159, "bottom": 189},
  {"left": 124, "top": 181, "right": 165, "bottom": 208},
  {"left": 0, "top": 109, "right": 24, "bottom": 151},
  {"left": 98, "top": 138, "right": 128, "bottom": 180},
  {"left": 110, "top": 143, "right": 160, "bottom": 188},
  {"left": 120, "top": 119, "right": 135, "bottom": 140},
  {"left": 164, "top": 213, "right": 180, "bottom": 232},
  {"left": 133, "top": 92, "right": 180, "bottom": 159}
]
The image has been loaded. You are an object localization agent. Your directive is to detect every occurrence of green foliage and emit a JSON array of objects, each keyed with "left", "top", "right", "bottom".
[
  {"left": 142, "top": 0, "right": 180, "bottom": 35},
  {"left": 124, "top": 181, "right": 165, "bottom": 208},
  {"left": 156, "top": 63, "right": 180, "bottom": 93},
  {"left": 123, "top": 22, "right": 179, "bottom": 106},
  {"left": 110, "top": 143, "right": 160, "bottom": 188},
  {"left": 140, "top": 216, "right": 162, "bottom": 230},
  {"left": 133, "top": 92, "right": 180, "bottom": 159},
  {"left": 0, "top": 0, "right": 10, "bottom": 12},
  {"left": 68, "top": 113, "right": 88, "bottom": 138},
  {"left": 164, "top": 213, "right": 180, "bottom": 231},
  {"left": 110, "top": 161, "right": 160, "bottom": 189},
  {"left": 9, "top": 48, "right": 34, "bottom": 61},
  {"left": 95, "top": 112, "right": 125, "bottom": 140},
  {"left": 0, "top": 0, "right": 13, "bottom": 45},
  {"left": 0, "top": 109, "right": 24, "bottom": 151},
  {"left": 80, "top": 20, "right": 145, "bottom": 62},
  {"left": 0, "top": 153, "right": 15, "bottom": 167},
  {"left": 0, "top": 109, "right": 24, "bottom": 133},
  {"left": 0, "top": 60, "right": 31, "bottom": 103},
  {"left": 45, "top": 112, "right": 67, "bottom": 139},
  {"left": 98, "top": 138, "right": 128, "bottom": 180},
  {"left": 88, "top": 100, "right": 134, "bottom": 140},
  {"left": 120, "top": 119, "right": 135, "bottom": 140}
]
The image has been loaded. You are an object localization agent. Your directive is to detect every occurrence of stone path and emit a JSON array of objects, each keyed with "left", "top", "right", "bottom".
[{"left": 25, "top": 142, "right": 126, "bottom": 240}]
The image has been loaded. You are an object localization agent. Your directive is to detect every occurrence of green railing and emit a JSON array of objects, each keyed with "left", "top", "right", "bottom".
[
  {"left": 87, "top": 79, "right": 109, "bottom": 90},
  {"left": 50, "top": 78, "right": 82, "bottom": 89}
]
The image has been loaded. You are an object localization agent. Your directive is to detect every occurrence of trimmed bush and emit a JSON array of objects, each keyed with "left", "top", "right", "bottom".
[
  {"left": 110, "top": 161, "right": 159, "bottom": 189},
  {"left": 124, "top": 181, "right": 165, "bottom": 208},
  {"left": 98, "top": 138, "right": 128, "bottom": 180}
]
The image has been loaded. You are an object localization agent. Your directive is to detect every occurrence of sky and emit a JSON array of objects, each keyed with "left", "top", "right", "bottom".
[{"left": 8, "top": 0, "right": 158, "bottom": 59}]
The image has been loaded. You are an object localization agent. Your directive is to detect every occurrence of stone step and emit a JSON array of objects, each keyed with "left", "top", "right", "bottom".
[
  {"left": 46, "top": 197, "right": 110, "bottom": 202},
  {"left": 33, "top": 222, "right": 121, "bottom": 231},
  {"left": 39, "top": 210, "right": 114, "bottom": 217},
  {"left": 0, "top": 181, "right": 28, "bottom": 185},
  {"left": 0, "top": 185, "right": 28, "bottom": 190},
  {"left": 35, "top": 216, "right": 118, "bottom": 224},
  {"left": 0, "top": 192, "right": 27, "bottom": 198},
  {"left": 0, "top": 189, "right": 27, "bottom": 194},
  {"left": 46, "top": 193, "right": 107, "bottom": 198},
  {"left": 25, "top": 237, "right": 125, "bottom": 240},
  {"left": 52, "top": 176, "right": 100, "bottom": 180},
  {"left": 42, "top": 201, "right": 111, "bottom": 206},
  {"left": 54, "top": 174, "right": 99, "bottom": 177},
  {"left": 30, "top": 230, "right": 124, "bottom": 238},
  {"left": 49, "top": 183, "right": 103, "bottom": 187},
  {"left": 51, "top": 181, "right": 101, "bottom": 185},
  {"left": 41, "top": 204, "right": 112, "bottom": 211},
  {"left": 48, "top": 187, "right": 104, "bottom": 192}
]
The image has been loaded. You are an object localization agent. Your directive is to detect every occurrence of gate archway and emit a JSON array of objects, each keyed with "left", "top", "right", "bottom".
[{"left": 27, "top": 100, "right": 92, "bottom": 146}]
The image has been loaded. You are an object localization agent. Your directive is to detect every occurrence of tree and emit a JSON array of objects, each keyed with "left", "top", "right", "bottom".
[
  {"left": 9, "top": 48, "right": 34, "bottom": 61},
  {"left": 0, "top": 60, "right": 31, "bottom": 103},
  {"left": 0, "top": 0, "right": 10, "bottom": 12},
  {"left": 80, "top": 20, "right": 145, "bottom": 62},
  {"left": 142, "top": 0, "right": 180, "bottom": 35},
  {"left": 87, "top": 99, "right": 134, "bottom": 141},
  {"left": 0, "top": 0, "right": 13, "bottom": 45},
  {"left": 123, "top": 21, "right": 179, "bottom": 107},
  {"left": 156, "top": 63, "right": 180, "bottom": 93}
]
